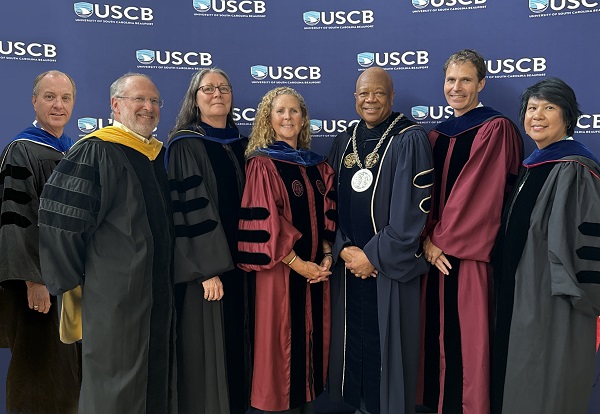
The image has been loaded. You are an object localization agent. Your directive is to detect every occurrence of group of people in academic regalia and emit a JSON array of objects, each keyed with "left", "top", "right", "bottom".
[{"left": 0, "top": 48, "right": 599, "bottom": 414}]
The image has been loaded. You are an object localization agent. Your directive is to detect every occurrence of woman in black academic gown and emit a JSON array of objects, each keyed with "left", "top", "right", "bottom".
[{"left": 166, "top": 68, "right": 251, "bottom": 414}]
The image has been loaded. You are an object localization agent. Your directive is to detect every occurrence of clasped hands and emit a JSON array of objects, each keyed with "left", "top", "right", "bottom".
[
  {"left": 340, "top": 246, "right": 378, "bottom": 279},
  {"left": 423, "top": 236, "right": 452, "bottom": 276},
  {"left": 284, "top": 250, "right": 332, "bottom": 284}
]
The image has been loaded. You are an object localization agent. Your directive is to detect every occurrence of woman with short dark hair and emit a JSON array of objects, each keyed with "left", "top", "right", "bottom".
[{"left": 492, "top": 77, "right": 600, "bottom": 414}]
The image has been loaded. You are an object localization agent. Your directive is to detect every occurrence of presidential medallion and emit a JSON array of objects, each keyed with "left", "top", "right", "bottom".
[{"left": 351, "top": 168, "right": 374, "bottom": 192}]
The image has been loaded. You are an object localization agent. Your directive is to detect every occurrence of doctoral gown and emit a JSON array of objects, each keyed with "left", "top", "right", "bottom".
[
  {"left": 237, "top": 142, "right": 336, "bottom": 412},
  {"left": 38, "top": 128, "right": 177, "bottom": 414},
  {"left": 328, "top": 113, "right": 433, "bottom": 414},
  {"left": 0, "top": 127, "right": 80, "bottom": 413},
  {"left": 419, "top": 107, "right": 523, "bottom": 414},
  {"left": 492, "top": 140, "right": 600, "bottom": 414},
  {"left": 166, "top": 124, "right": 251, "bottom": 414}
]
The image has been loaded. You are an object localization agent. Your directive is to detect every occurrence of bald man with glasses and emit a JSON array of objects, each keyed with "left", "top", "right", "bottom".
[{"left": 38, "top": 73, "right": 177, "bottom": 414}]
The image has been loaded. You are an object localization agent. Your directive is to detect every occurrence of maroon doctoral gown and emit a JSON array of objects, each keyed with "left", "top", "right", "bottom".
[
  {"left": 419, "top": 107, "right": 523, "bottom": 414},
  {"left": 237, "top": 144, "right": 336, "bottom": 412}
]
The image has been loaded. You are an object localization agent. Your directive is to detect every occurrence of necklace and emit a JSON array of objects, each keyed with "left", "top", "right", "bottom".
[{"left": 345, "top": 114, "right": 403, "bottom": 192}]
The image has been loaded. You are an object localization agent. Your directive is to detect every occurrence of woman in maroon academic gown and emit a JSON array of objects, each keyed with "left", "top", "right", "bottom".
[{"left": 238, "top": 87, "right": 336, "bottom": 413}]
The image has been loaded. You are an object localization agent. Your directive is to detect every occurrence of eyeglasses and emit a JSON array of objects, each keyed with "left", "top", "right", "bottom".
[
  {"left": 116, "top": 96, "right": 164, "bottom": 108},
  {"left": 197, "top": 84, "right": 232, "bottom": 94}
]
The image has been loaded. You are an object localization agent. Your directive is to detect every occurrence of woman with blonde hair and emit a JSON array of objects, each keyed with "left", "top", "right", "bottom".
[{"left": 238, "top": 87, "right": 336, "bottom": 413}]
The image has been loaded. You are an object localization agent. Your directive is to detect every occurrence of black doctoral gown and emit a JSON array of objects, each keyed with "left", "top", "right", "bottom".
[
  {"left": 166, "top": 125, "right": 251, "bottom": 414},
  {"left": 38, "top": 131, "right": 177, "bottom": 414},
  {"left": 0, "top": 132, "right": 80, "bottom": 414}
]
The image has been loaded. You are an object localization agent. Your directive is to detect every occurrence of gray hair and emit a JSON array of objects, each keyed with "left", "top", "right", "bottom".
[
  {"left": 109, "top": 72, "right": 154, "bottom": 118},
  {"left": 169, "top": 68, "right": 236, "bottom": 141}
]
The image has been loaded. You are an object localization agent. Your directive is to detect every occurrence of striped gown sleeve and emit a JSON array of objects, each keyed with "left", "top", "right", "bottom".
[
  {"left": 167, "top": 139, "right": 233, "bottom": 284},
  {"left": 38, "top": 141, "right": 102, "bottom": 295},
  {"left": 0, "top": 142, "right": 47, "bottom": 283}
]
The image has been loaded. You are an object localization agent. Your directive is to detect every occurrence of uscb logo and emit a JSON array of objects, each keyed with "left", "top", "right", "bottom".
[
  {"left": 136, "top": 49, "right": 155, "bottom": 64},
  {"left": 74, "top": 2, "right": 94, "bottom": 17},
  {"left": 529, "top": 0, "right": 549, "bottom": 12},
  {"left": 0, "top": 40, "right": 57, "bottom": 62},
  {"left": 73, "top": 2, "right": 154, "bottom": 22},
  {"left": 250, "top": 65, "right": 321, "bottom": 83},
  {"left": 485, "top": 57, "right": 547, "bottom": 78},
  {"left": 251, "top": 65, "right": 268, "bottom": 80},
  {"left": 410, "top": 105, "right": 453, "bottom": 123},
  {"left": 412, "top": 0, "right": 429, "bottom": 9},
  {"left": 412, "top": 0, "right": 487, "bottom": 11},
  {"left": 310, "top": 119, "right": 360, "bottom": 136},
  {"left": 193, "top": 0, "right": 211, "bottom": 12},
  {"left": 357, "top": 52, "right": 375, "bottom": 67},
  {"left": 310, "top": 120, "right": 323, "bottom": 133},
  {"left": 78, "top": 117, "right": 98, "bottom": 134},
  {"left": 136, "top": 49, "right": 212, "bottom": 68},
  {"left": 192, "top": 0, "right": 267, "bottom": 16},
  {"left": 357, "top": 51, "right": 429, "bottom": 70},
  {"left": 232, "top": 107, "right": 256, "bottom": 125},
  {"left": 302, "top": 10, "right": 374, "bottom": 29},
  {"left": 76, "top": 118, "right": 113, "bottom": 136},
  {"left": 411, "top": 106, "right": 429, "bottom": 121},
  {"left": 303, "top": 11, "right": 320, "bottom": 25},
  {"left": 530, "top": 0, "right": 599, "bottom": 13},
  {"left": 577, "top": 113, "right": 600, "bottom": 134}
]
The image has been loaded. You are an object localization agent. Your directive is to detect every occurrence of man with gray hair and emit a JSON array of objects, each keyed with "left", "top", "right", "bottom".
[
  {"left": 38, "top": 73, "right": 177, "bottom": 413},
  {"left": 0, "top": 70, "right": 80, "bottom": 413}
]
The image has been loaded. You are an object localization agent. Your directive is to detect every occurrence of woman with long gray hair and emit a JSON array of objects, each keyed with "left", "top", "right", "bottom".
[{"left": 165, "top": 67, "right": 251, "bottom": 414}]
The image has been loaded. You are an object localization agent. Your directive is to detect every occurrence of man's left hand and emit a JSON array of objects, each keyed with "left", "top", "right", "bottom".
[{"left": 344, "top": 246, "right": 378, "bottom": 279}]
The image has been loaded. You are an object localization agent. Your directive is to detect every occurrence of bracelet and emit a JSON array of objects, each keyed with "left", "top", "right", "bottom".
[
  {"left": 286, "top": 254, "right": 298, "bottom": 267},
  {"left": 323, "top": 252, "right": 333, "bottom": 258}
]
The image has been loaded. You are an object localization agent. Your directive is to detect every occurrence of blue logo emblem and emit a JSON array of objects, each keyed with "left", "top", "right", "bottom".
[
  {"left": 310, "top": 120, "right": 322, "bottom": 134},
  {"left": 251, "top": 65, "right": 268, "bottom": 80},
  {"left": 411, "top": 106, "right": 429, "bottom": 121},
  {"left": 529, "top": 0, "right": 549, "bottom": 12},
  {"left": 303, "top": 11, "right": 320, "bottom": 25},
  {"left": 136, "top": 49, "right": 155, "bottom": 64},
  {"left": 193, "top": 0, "right": 211, "bottom": 12},
  {"left": 74, "top": 2, "right": 94, "bottom": 18},
  {"left": 357, "top": 52, "right": 374, "bottom": 67},
  {"left": 412, "top": 0, "right": 430, "bottom": 9},
  {"left": 78, "top": 117, "right": 98, "bottom": 133}
]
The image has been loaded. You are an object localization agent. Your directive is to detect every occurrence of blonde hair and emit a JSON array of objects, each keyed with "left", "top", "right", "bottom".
[{"left": 245, "top": 87, "right": 311, "bottom": 158}]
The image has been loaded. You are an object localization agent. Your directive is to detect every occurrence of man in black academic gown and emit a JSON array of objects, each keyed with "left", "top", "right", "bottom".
[
  {"left": 0, "top": 70, "right": 81, "bottom": 414},
  {"left": 38, "top": 73, "right": 177, "bottom": 414},
  {"left": 327, "top": 67, "right": 433, "bottom": 414}
]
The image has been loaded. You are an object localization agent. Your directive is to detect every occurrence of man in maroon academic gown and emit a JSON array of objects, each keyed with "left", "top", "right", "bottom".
[{"left": 418, "top": 49, "right": 523, "bottom": 414}]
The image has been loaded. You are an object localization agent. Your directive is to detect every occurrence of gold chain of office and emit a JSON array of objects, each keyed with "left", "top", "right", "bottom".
[{"left": 343, "top": 114, "right": 404, "bottom": 169}]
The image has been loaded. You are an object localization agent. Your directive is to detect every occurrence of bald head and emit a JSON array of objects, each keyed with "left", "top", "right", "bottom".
[{"left": 355, "top": 67, "right": 394, "bottom": 128}]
